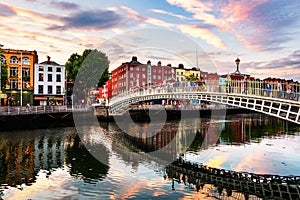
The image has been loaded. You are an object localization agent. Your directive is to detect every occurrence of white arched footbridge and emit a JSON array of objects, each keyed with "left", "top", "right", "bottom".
[{"left": 95, "top": 81, "right": 300, "bottom": 125}]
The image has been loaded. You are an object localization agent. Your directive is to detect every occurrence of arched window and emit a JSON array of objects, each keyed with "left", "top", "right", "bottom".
[
  {"left": 0, "top": 55, "right": 6, "bottom": 64},
  {"left": 22, "top": 57, "right": 30, "bottom": 65},
  {"left": 10, "top": 56, "right": 18, "bottom": 64}
]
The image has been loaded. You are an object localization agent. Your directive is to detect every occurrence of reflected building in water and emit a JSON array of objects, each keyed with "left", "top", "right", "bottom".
[{"left": 0, "top": 129, "right": 110, "bottom": 187}]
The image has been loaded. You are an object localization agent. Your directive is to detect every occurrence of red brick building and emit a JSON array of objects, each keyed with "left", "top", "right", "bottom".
[{"left": 110, "top": 56, "right": 176, "bottom": 97}]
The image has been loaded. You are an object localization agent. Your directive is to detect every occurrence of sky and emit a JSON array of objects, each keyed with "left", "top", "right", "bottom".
[{"left": 1, "top": 0, "right": 300, "bottom": 80}]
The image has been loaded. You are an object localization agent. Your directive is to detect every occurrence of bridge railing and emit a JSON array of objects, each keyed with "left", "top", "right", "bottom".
[{"left": 109, "top": 80, "right": 300, "bottom": 106}]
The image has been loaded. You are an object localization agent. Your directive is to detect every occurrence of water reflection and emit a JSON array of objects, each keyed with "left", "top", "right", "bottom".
[
  {"left": 0, "top": 129, "right": 109, "bottom": 187},
  {"left": 0, "top": 113, "right": 299, "bottom": 199},
  {"left": 65, "top": 134, "right": 109, "bottom": 182}
]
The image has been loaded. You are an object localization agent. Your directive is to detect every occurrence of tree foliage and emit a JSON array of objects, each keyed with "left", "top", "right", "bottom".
[
  {"left": 65, "top": 49, "right": 110, "bottom": 87},
  {"left": 185, "top": 74, "right": 198, "bottom": 81}
]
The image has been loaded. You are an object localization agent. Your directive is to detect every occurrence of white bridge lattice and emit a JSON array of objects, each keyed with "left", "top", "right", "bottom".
[{"left": 104, "top": 81, "right": 300, "bottom": 125}]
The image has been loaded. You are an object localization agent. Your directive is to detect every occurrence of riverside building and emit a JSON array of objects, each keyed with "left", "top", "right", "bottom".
[
  {"left": 110, "top": 56, "right": 176, "bottom": 97},
  {"left": 33, "top": 56, "right": 65, "bottom": 105},
  {"left": 0, "top": 47, "right": 38, "bottom": 106}
]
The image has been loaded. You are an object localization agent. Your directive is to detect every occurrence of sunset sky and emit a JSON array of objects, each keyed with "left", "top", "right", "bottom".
[{"left": 1, "top": 0, "right": 300, "bottom": 80}]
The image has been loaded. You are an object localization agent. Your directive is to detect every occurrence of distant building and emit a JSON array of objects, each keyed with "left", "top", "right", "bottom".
[
  {"left": 33, "top": 56, "right": 65, "bottom": 105},
  {"left": 0, "top": 48, "right": 38, "bottom": 106},
  {"left": 200, "top": 71, "right": 220, "bottom": 82}
]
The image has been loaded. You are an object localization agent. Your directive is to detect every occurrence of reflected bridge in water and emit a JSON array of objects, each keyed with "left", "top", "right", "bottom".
[{"left": 166, "top": 158, "right": 300, "bottom": 200}]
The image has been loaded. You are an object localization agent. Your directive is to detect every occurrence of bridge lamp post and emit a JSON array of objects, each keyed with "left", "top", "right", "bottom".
[{"left": 235, "top": 58, "right": 240, "bottom": 74}]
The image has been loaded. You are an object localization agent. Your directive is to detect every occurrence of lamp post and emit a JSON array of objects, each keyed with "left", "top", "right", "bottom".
[
  {"left": 20, "top": 51, "right": 23, "bottom": 106},
  {"left": 235, "top": 58, "right": 241, "bottom": 74}
]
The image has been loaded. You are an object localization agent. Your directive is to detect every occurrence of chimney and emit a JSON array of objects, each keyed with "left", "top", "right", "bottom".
[
  {"left": 178, "top": 64, "right": 184, "bottom": 69},
  {"left": 132, "top": 56, "right": 137, "bottom": 62},
  {"left": 147, "top": 60, "right": 151, "bottom": 65},
  {"left": 157, "top": 61, "right": 161, "bottom": 66},
  {"left": 47, "top": 55, "right": 51, "bottom": 64},
  {"left": 167, "top": 64, "right": 172, "bottom": 67}
]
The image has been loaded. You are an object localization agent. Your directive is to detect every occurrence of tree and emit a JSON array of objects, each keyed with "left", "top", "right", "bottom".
[
  {"left": 66, "top": 49, "right": 110, "bottom": 104},
  {"left": 65, "top": 49, "right": 110, "bottom": 87},
  {"left": 186, "top": 74, "right": 197, "bottom": 81}
]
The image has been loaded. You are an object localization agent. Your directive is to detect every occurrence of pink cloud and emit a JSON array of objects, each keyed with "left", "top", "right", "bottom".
[{"left": 178, "top": 24, "right": 226, "bottom": 49}]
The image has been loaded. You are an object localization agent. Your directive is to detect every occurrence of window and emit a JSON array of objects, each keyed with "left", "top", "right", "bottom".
[
  {"left": 56, "top": 86, "right": 61, "bottom": 94},
  {"left": 0, "top": 55, "right": 6, "bottom": 64},
  {"left": 48, "top": 86, "right": 52, "bottom": 94},
  {"left": 56, "top": 74, "right": 61, "bottom": 82},
  {"left": 11, "top": 80, "right": 18, "bottom": 89},
  {"left": 22, "top": 68, "right": 30, "bottom": 77},
  {"left": 48, "top": 67, "right": 52, "bottom": 72},
  {"left": 38, "top": 85, "right": 43, "bottom": 94},
  {"left": 22, "top": 57, "right": 30, "bottom": 65},
  {"left": 129, "top": 81, "right": 133, "bottom": 87},
  {"left": 48, "top": 74, "right": 52, "bottom": 82},
  {"left": 39, "top": 74, "right": 44, "bottom": 81},
  {"left": 130, "top": 66, "right": 133, "bottom": 71},
  {"left": 153, "top": 75, "right": 156, "bottom": 80},
  {"left": 10, "top": 67, "right": 18, "bottom": 77},
  {"left": 142, "top": 74, "right": 145, "bottom": 79},
  {"left": 158, "top": 75, "right": 161, "bottom": 80},
  {"left": 130, "top": 73, "right": 133, "bottom": 78},
  {"left": 136, "top": 67, "right": 139, "bottom": 71},
  {"left": 56, "top": 67, "right": 61, "bottom": 72},
  {"left": 10, "top": 56, "right": 18, "bottom": 64},
  {"left": 136, "top": 74, "right": 139, "bottom": 78},
  {"left": 39, "top": 66, "right": 44, "bottom": 71}
]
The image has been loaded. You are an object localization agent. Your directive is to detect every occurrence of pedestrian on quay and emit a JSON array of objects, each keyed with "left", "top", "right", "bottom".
[{"left": 26, "top": 102, "right": 31, "bottom": 112}]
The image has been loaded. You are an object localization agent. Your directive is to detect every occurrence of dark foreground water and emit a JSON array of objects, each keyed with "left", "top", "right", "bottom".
[{"left": 0, "top": 113, "right": 300, "bottom": 199}]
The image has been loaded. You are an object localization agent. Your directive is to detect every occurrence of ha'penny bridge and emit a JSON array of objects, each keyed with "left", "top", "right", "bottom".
[
  {"left": 166, "top": 158, "right": 300, "bottom": 199},
  {"left": 94, "top": 80, "right": 300, "bottom": 125}
]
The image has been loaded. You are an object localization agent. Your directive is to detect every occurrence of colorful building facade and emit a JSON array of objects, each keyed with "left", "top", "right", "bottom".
[{"left": 0, "top": 48, "right": 38, "bottom": 106}]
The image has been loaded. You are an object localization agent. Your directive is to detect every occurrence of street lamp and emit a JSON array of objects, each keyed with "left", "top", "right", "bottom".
[
  {"left": 20, "top": 51, "right": 23, "bottom": 106},
  {"left": 235, "top": 58, "right": 241, "bottom": 74}
]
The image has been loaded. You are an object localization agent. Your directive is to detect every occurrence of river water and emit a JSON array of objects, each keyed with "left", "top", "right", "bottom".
[{"left": 0, "top": 112, "right": 300, "bottom": 199}]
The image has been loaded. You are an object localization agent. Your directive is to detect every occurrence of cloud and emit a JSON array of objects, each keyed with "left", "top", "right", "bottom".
[
  {"left": 167, "top": 0, "right": 300, "bottom": 52},
  {"left": 48, "top": 10, "right": 122, "bottom": 30},
  {"left": 221, "top": 0, "right": 300, "bottom": 51},
  {"left": 0, "top": 3, "right": 16, "bottom": 16},
  {"left": 149, "top": 9, "right": 191, "bottom": 20},
  {"left": 49, "top": 1, "right": 79, "bottom": 10},
  {"left": 177, "top": 24, "right": 226, "bottom": 49}
]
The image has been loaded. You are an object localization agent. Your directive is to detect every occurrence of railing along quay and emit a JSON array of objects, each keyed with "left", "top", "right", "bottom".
[
  {"left": 0, "top": 105, "right": 91, "bottom": 116},
  {"left": 166, "top": 158, "right": 300, "bottom": 199}
]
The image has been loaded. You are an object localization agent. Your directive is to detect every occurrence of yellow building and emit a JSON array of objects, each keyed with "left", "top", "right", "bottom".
[
  {"left": 186, "top": 67, "right": 201, "bottom": 80},
  {"left": 175, "top": 64, "right": 201, "bottom": 82},
  {"left": 0, "top": 48, "right": 38, "bottom": 106}
]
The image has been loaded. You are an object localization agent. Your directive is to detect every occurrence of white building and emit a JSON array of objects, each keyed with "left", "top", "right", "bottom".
[{"left": 34, "top": 56, "right": 65, "bottom": 105}]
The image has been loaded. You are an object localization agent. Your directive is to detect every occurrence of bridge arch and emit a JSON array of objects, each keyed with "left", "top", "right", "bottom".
[{"left": 104, "top": 84, "right": 300, "bottom": 125}]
